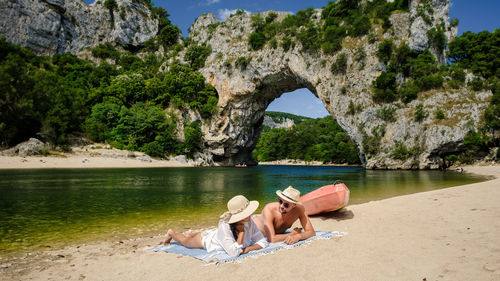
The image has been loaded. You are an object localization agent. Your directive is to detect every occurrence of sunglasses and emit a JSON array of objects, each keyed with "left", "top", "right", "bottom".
[{"left": 278, "top": 199, "right": 291, "bottom": 208}]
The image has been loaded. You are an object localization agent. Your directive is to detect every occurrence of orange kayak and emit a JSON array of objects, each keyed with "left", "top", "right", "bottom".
[{"left": 300, "top": 181, "right": 350, "bottom": 215}]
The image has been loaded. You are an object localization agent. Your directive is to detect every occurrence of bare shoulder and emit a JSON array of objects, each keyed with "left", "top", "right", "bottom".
[
  {"left": 263, "top": 202, "right": 279, "bottom": 216},
  {"left": 296, "top": 203, "right": 306, "bottom": 214}
]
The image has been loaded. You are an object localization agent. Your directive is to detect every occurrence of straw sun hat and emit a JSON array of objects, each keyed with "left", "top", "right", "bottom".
[
  {"left": 276, "top": 186, "right": 302, "bottom": 205},
  {"left": 224, "top": 195, "right": 259, "bottom": 224}
]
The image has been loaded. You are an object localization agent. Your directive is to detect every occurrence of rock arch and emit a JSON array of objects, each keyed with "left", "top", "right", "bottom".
[{"left": 190, "top": 2, "right": 490, "bottom": 169}]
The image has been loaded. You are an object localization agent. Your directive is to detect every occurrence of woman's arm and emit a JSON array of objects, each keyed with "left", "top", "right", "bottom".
[
  {"left": 242, "top": 243, "right": 262, "bottom": 254},
  {"left": 217, "top": 222, "right": 243, "bottom": 257}
]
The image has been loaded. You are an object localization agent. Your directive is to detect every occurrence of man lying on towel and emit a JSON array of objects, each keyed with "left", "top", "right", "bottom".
[{"left": 252, "top": 186, "right": 315, "bottom": 245}]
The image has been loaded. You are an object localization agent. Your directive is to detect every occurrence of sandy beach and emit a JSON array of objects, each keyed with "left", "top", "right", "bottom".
[
  {"left": 0, "top": 146, "right": 192, "bottom": 169},
  {"left": 1, "top": 164, "right": 499, "bottom": 280}
]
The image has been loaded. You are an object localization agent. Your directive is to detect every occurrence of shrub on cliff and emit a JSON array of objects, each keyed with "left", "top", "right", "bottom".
[{"left": 184, "top": 43, "right": 212, "bottom": 69}]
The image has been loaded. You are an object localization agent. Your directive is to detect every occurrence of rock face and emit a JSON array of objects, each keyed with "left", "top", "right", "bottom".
[
  {"left": 262, "top": 116, "right": 296, "bottom": 129},
  {"left": 0, "top": 0, "right": 158, "bottom": 55},
  {"left": 1, "top": 138, "right": 49, "bottom": 157},
  {"left": 187, "top": 0, "right": 490, "bottom": 168}
]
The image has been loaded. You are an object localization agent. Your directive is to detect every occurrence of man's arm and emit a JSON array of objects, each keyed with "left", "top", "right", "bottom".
[{"left": 283, "top": 206, "right": 315, "bottom": 244}]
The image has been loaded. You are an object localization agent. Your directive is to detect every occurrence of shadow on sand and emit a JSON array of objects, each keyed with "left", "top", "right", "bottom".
[{"left": 310, "top": 208, "right": 354, "bottom": 221}]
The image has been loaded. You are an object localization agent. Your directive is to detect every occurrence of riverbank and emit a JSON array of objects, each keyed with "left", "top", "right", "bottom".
[
  {"left": 1, "top": 164, "right": 499, "bottom": 280},
  {"left": 258, "top": 159, "right": 361, "bottom": 166},
  {"left": 0, "top": 145, "right": 192, "bottom": 169}
]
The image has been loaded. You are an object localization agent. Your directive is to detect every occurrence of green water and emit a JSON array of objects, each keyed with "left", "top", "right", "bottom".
[{"left": 0, "top": 166, "right": 487, "bottom": 256}]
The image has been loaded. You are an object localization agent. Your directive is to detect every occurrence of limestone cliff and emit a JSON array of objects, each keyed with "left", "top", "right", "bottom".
[
  {"left": 187, "top": 0, "right": 490, "bottom": 168},
  {"left": 0, "top": 0, "right": 158, "bottom": 55}
]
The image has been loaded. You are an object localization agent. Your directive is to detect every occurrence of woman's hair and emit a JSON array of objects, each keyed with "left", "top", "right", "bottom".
[{"left": 229, "top": 223, "right": 238, "bottom": 240}]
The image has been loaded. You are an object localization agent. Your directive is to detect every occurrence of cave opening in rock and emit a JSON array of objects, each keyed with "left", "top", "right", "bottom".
[{"left": 249, "top": 88, "right": 362, "bottom": 166}]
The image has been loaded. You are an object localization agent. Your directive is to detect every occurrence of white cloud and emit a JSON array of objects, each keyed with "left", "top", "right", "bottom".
[
  {"left": 217, "top": 8, "right": 250, "bottom": 21},
  {"left": 206, "top": 0, "right": 220, "bottom": 5}
]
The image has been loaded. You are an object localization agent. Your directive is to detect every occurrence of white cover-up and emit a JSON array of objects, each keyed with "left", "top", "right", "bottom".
[{"left": 202, "top": 219, "right": 268, "bottom": 257}]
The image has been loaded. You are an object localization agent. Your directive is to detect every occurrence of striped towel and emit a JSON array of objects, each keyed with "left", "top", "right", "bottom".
[{"left": 148, "top": 231, "right": 346, "bottom": 264}]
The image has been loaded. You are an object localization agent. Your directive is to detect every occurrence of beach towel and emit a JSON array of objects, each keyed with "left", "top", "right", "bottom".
[{"left": 149, "top": 231, "right": 346, "bottom": 264}]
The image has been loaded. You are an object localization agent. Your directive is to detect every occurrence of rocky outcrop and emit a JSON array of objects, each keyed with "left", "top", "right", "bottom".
[
  {"left": 1, "top": 138, "right": 49, "bottom": 157},
  {"left": 186, "top": 0, "right": 490, "bottom": 168},
  {"left": 262, "top": 116, "right": 296, "bottom": 129},
  {"left": 0, "top": 0, "right": 158, "bottom": 55}
]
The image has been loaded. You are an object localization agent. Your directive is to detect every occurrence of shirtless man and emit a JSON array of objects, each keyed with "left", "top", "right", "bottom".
[{"left": 252, "top": 186, "right": 315, "bottom": 245}]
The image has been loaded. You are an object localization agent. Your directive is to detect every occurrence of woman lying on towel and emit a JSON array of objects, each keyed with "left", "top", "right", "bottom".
[{"left": 161, "top": 195, "right": 268, "bottom": 257}]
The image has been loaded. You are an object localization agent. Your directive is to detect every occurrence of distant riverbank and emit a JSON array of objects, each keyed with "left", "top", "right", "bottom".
[
  {"left": 0, "top": 145, "right": 192, "bottom": 169},
  {"left": 258, "top": 159, "right": 362, "bottom": 167}
]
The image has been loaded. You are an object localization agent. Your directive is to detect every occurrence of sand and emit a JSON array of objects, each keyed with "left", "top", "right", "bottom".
[
  {"left": 0, "top": 146, "right": 192, "bottom": 169},
  {"left": 0, "top": 165, "right": 499, "bottom": 280}
]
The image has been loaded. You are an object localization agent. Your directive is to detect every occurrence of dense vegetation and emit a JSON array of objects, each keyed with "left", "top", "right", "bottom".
[
  {"left": 253, "top": 114, "right": 361, "bottom": 164},
  {"left": 0, "top": 6, "right": 218, "bottom": 157},
  {"left": 249, "top": 0, "right": 408, "bottom": 53}
]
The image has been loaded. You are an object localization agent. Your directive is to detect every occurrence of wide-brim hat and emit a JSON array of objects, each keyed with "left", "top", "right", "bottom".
[
  {"left": 226, "top": 195, "right": 259, "bottom": 223},
  {"left": 276, "top": 185, "right": 302, "bottom": 205}
]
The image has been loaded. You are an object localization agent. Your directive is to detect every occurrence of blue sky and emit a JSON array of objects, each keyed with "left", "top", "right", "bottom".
[{"left": 86, "top": 0, "right": 499, "bottom": 118}]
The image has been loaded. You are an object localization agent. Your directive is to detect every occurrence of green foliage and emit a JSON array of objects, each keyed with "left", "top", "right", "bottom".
[
  {"left": 484, "top": 78, "right": 500, "bottom": 129},
  {"left": 297, "top": 23, "right": 320, "bottom": 52},
  {"left": 408, "top": 50, "right": 438, "bottom": 78},
  {"left": 376, "top": 40, "right": 394, "bottom": 64},
  {"left": 183, "top": 121, "right": 203, "bottom": 157},
  {"left": 249, "top": 13, "right": 280, "bottom": 50},
  {"left": 104, "top": 0, "right": 117, "bottom": 11},
  {"left": 330, "top": 53, "right": 348, "bottom": 75},
  {"left": 414, "top": 103, "right": 428, "bottom": 122},
  {"left": 362, "top": 124, "right": 386, "bottom": 157},
  {"left": 249, "top": 31, "right": 267, "bottom": 50},
  {"left": 372, "top": 71, "right": 397, "bottom": 103},
  {"left": 391, "top": 141, "right": 420, "bottom": 160},
  {"left": 469, "top": 77, "right": 484, "bottom": 91},
  {"left": 449, "top": 65, "right": 466, "bottom": 82},
  {"left": 427, "top": 25, "right": 447, "bottom": 52},
  {"left": 446, "top": 130, "right": 491, "bottom": 165},
  {"left": 157, "top": 25, "right": 181, "bottom": 49},
  {"left": 159, "top": 63, "right": 219, "bottom": 118},
  {"left": 418, "top": 74, "right": 443, "bottom": 91},
  {"left": 235, "top": 56, "right": 250, "bottom": 71},
  {"left": 398, "top": 82, "right": 420, "bottom": 103},
  {"left": 347, "top": 100, "right": 362, "bottom": 115},
  {"left": 184, "top": 43, "right": 212, "bottom": 70},
  {"left": 463, "top": 130, "right": 489, "bottom": 152},
  {"left": 91, "top": 43, "right": 120, "bottom": 61},
  {"left": 447, "top": 29, "right": 500, "bottom": 79},
  {"left": 84, "top": 102, "right": 121, "bottom": 142},
  {"left": 435, "top": 109, "right": 446, "bottom": 120},
  {"left": 89, "top": 102, "right": 180, "bottom": 156},
  {"left": 253, "top": 116, "right": 360, "bottom": 164},
  {"left": 281, "top": 37, "right": 293, "bottom": 52},
  {"left": 415, "top": 0, "right": 434, "bottom": 25},
  {"left": 376, "top": 106, "right": 396, "bottom": 122},
  {"left": 350, "top": 16, "right": 371, "bottom": 37},
  {"left": 0, "top": 35, "right": 218, "bottom": 155}
]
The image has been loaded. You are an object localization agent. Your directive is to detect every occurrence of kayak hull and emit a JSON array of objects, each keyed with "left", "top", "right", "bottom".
[{"left": 300, "top": 183, "right": 350, "bottom": 215}]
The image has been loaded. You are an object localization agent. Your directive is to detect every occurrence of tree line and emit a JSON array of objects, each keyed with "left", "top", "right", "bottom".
[{"left": 254, "top": 115, "right": 361, "bottom": 164}]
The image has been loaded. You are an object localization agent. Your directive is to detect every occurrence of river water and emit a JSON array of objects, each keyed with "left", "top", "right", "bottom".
[{"left": 0, "top": 165, "right": 487, "bottom": 255}]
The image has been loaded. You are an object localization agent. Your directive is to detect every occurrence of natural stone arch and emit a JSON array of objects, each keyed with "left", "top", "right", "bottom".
[{"left": 188, "top": 2, "right": 490, "bottom": 169}]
